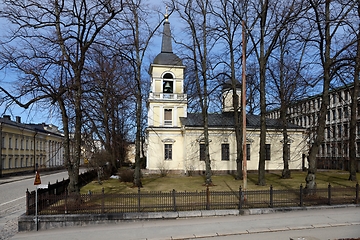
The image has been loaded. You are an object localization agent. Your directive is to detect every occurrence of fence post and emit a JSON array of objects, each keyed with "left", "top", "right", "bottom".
[
  {"left": 328, "top": 183, "right": 331, "bottom": 205},
  {"left": 239, "top": 186, "right": 242, "bottom": 210},
  {"left": 172, "top": 189, "right": 177, "bottom": 212},
  {"left": 26, "top": 189, "right": 29, "bottom": 215},
  {"left": 269, "top": 185, "right": 273, "bottom": 208},
  {"left": 101, "top": 188, "right": 105, "bottom": 214},
  {"left": 206, "top": 186, "right": 210, "bottom": 210},
  {"left": 356, "top": 183, "right": 359, "bottom": 204},
  {"left": 299, "top": 184, "right": 303, "bottom": 207},
  {"left": 138, "top": 187, "right": 141, "bottom": 212},
  {"left": 64, "top": 188, "right": 68, "bottom": 214}
]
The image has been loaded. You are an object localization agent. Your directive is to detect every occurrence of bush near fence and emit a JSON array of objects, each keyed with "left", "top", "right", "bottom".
[{"left": 26, "top": 182, "right": 359, "bottom": 215}]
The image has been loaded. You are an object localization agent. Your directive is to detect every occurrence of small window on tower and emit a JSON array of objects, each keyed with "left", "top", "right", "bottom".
[{"left": 164, "top": 109, "right": 172, "bottom": 126}]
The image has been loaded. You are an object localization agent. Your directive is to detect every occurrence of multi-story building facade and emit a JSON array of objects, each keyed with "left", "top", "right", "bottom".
[
  {"left": 0, "top": 115, "right": 64, "bottom": 177},
  {"left": 266, "top": 84, "right": 360, "bottom": 171}
]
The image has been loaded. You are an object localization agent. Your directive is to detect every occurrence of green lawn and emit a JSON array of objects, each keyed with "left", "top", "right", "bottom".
[{"left": 80, "top": 170, "right": 360, "bottom": 195}]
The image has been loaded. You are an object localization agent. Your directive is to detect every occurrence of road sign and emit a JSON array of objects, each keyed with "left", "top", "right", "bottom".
[{"left": 34, "top": 171, "right": 41, "bottom": 185}]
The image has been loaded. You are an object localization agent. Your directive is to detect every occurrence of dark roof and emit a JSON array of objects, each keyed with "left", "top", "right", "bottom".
[
  {"left": 0, "top": 116, "right": 63, "bottom": 137},
  {"left": 153, "top": 19, "right": 183, "bottom": 66},
  {"left": 180, "top": 112, "right": 304, "bottom": 130}
]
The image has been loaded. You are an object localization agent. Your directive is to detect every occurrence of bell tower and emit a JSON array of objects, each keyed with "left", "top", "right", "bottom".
[{"left": 148, "top": 14, "right": 187, "bottom": 128}]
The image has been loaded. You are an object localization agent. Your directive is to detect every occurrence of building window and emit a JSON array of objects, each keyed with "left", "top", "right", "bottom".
[
  {"left": 344, "top": 106, "right": 349, "bottom": 118},
  {"left": 326, "top": 127, "right": 331, "bottom": 139},
  {"left": 221, "top": 144, "right": 229, "bottom": 161},
  {"left": 15, "top": 138, "right": 18, "bottom": 149},
  {"left": 338, "top": 124, "right": 342, "bottom": 138},
  {"left": 246, "top": 144, "right": 250, "bottom": 161},
  {"left": 332, "top": 125, "right": 336, "bottom": 138},
  {"left": 357, "top": 142, "right": 360, "bottom": 156},
  {"left": 332, "top": 109, "right": 336, "bottom": 120},
  {"left": 9, "top": 137, "right": 12, "bottom": 149},
  {"left": 26, "top": 139, "right": 29, "bottom": 150},
  {"left": 164, "top": 109, "right": 172, "bottom": 126},
  {"left": 326, "top": 111, "right": 330, "bottom": 121},
  {"left": 338, "top": 108, "right": 342, "bottom": 119},
  {"left": 343, "top": 143, "right": 348, "bottom": 156},
  {"left": 200, "top": 144, "right": 205, "bottom": 161},
  {"left": 2, "top": 137, "right": 5, "bottom": 148},
  {"left": 8, "top": 158, "right": 12, "bottom": 169},
  {"left": 265, "top": 144, "right": 271, "bottom": 160},
  {"left": 21, "top": 139, "right": 24, "bottom": 150},
  {"left": 344, "top": 123, "right": 348, "bottom": 137},
  {"left": 164, "top": 144, "right": 172, "bottom": 160}
]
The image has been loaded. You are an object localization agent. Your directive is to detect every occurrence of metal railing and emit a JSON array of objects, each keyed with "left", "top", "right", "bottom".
[{"left": 26, "top": 183, "right": 359, "bottom": 215}]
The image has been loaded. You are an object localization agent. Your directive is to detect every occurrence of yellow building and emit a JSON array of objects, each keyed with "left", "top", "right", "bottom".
[
  {"left": 0, "top": 115, "right": 64, "bottom": 177},
  {"left": 146, "top": 16, "right": 307, "bottom": 174}
]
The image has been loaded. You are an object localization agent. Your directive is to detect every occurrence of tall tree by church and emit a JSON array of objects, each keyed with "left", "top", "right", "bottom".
[
  {"left": 114, "top": 0, "right": 164, "bottom": 187},
  {"left": 246, "top": 0, "right": 304, "bottom": 185},
  {"left": 211, "top": 0, "right": 245, "bottom": 180},
  {"left": 174, "top": 0, "right": 215, "bottom": 185}
]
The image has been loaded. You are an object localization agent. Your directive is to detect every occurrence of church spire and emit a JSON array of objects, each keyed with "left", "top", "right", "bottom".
[
  {"left": 152, "top": 8, "right": 182, "bottom": 66},
  {"left": 161, "top": 8, "right": 173, "bottom": 53}
]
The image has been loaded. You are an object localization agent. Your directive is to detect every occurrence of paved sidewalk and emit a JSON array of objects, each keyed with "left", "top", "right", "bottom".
[{"left": 10, "top": 207, "right": 360, "bottom": 240}]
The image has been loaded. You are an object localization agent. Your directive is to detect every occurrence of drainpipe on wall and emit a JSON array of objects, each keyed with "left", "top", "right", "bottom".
[{"left": 34, "top": 130, "right": 38, "bottom": 173}]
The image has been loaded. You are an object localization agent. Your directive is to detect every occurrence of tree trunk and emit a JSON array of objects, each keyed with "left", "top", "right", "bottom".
[
  {"left": 258, "top": 0, "right": 268, "bottom": 186},
  {"left": 349, "top": 4, "right": 360, "bottom": 181},
  {"left": 305, "top": 0, "right": 332, "bottom": 194}
]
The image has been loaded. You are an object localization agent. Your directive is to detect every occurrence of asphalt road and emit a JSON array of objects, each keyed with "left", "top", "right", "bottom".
[
  {"left": 10, "top": 207, "right": 360, "bottom": 240},
  {"left": 0, "top": 170, "right": 72, "bottom": 239}
]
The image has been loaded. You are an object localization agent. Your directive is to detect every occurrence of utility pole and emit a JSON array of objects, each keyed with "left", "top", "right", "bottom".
[{"left": 242, "top": 20, "right": 247, "bottom": 190}]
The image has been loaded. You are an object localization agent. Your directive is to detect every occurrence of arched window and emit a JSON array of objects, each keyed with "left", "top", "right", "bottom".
[{"left": 163, "top": 73, "right": 174, "bottom": 93}]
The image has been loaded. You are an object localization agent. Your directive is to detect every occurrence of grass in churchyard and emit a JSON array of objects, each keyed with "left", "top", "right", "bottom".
[{"left": 80, "top": 170, "right": 360, "bottom": 194}]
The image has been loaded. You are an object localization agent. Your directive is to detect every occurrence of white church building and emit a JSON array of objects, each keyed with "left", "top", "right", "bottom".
[{"left": 146, "top": 16, "right": 307, "bottom": 175}]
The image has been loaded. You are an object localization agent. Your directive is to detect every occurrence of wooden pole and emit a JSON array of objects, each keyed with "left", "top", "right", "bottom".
[{"left": 242, "top": 20, "right": 247, "bottom": 191}]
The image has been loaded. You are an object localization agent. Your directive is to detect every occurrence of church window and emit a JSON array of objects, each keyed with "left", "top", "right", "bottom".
[
  {"left": 221, "top": 144, "right": 229, "bottom": 161},
  {"left": 199, "top": 144, "right": 205, "bottom": 161},
  {"left": 246, "top": 144, "right": 250, "bottom": 160},
  {"left": 265, "top": 144, "right": 271, "bottom": 160},
  {"left": 164, "top": 109, "right": 172, "bottom": 126},
  {"left": 164, "top": 144, "right": 172, "bottom": 160}
]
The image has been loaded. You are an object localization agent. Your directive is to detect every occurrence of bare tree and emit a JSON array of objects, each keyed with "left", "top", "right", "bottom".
[
  {"left": 0, "top": 0, "right": 124, "bottom": 194},
  {"left": 174, "top": 0, "right": 216, "bottom": 185},
  {"left": 267, "top": 28, "right": 310, "bottom": 178},
  {"left": 304, "top": 0, "right": 356, "bottom": 192},
  {"left": 246, "top": 0, "right": 305, "bottom": 185},
  {"left": 211, "top": 0, "right": 245, "bottom": 180},
  {"left": 114, "top": 0, "right": 164, "bottom": 187},
  {"left": 82, "top": 48, "right": 133, "bottom": 171},
  {"left": 348, "top": 1, "right": 360, "bottom": 181}
]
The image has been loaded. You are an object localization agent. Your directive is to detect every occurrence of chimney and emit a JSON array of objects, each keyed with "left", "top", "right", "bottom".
[
  {"left": 16, "top": 116, "right": 21, "bottom": 123},
  {"left": 3, "top": 115, "right": 11, "bottom": 120}
]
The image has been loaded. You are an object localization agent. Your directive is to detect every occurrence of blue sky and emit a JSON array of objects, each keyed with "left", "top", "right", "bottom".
[{"left": 0, "top": 0, "right": 168, "bottom": 127}]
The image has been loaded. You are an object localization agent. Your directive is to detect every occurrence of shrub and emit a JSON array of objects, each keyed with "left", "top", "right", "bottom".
[{"left": 118, "top": 169, "right": 134, "bottom": 183}]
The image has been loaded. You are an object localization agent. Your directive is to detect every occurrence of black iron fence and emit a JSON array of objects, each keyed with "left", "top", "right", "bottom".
[
  {"left": 26, "top": 169, "right": 97, "bottom": 215},
  {"left": 26, "top": 183, "right": 359, "bottom": 215}
]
